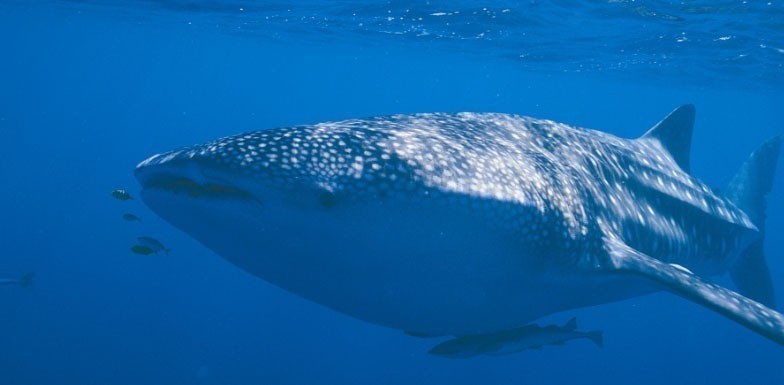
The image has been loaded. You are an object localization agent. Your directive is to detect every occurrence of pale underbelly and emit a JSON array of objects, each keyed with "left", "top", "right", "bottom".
[{"left": 143, "top": 189, "right": 660, "bottom": 335}]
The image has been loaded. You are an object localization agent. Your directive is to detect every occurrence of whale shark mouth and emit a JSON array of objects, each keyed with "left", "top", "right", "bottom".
[
  {"left": 140, "top": 175, "right": 257, "bottom": 201},
  {"left": 135, "top": 153, "right": 259, "bottom": 202}
]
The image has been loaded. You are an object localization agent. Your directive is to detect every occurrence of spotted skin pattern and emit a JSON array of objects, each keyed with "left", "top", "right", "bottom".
[
  {"left": 140, "top": 112, "right": 755, "bottom": 269},
  {"left": 137, "top": 110, "right": 784, "bottom": 344}
]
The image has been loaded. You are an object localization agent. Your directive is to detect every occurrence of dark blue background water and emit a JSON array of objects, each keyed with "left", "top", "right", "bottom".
[{"left": 1, "top": 2, "right": 783, "bottom": 384}]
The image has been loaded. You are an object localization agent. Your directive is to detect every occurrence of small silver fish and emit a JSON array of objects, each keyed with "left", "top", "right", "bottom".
[
  {"left": 137, "top": 236, "right": 171, "bottom": 255},
  {"left": 428, "top": 318, "right": 602, "bottom": 358},
  {"left": 0, "top": 273, "right": 34, "bottom": 288},
  {"left": 122, "top": 213, "right": 142, "bottom": 222},
  {"left": 111, "top": 189, "right": 133, "bottom": 201}
]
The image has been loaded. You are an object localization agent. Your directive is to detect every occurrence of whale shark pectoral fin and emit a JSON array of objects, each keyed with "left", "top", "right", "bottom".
[{"left": 606, "top": 238, "right": 784, "bottom": 346}]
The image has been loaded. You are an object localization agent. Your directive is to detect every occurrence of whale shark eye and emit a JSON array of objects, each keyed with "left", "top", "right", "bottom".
[{"left": 319, "top": 191, "right": 337, "bottom": 208}]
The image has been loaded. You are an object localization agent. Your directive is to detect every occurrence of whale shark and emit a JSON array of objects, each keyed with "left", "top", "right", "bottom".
[{"left": 135, "top": 105, "right": 784, "bottom": 349}]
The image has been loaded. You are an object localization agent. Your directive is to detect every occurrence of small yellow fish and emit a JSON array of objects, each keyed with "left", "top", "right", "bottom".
[
  {"left": 130, "top": 245, "right": 156, "bottom": 255},
  {"left": 111, "top": 189, "right": 133, "bottom": 201}
]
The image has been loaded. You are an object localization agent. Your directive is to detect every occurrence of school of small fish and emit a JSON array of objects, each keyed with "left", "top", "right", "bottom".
[{"left": 112, "top": 189, "right": 170, "bottom": 256}]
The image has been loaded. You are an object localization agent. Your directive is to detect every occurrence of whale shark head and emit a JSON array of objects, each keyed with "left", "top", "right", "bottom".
[
  {"left": 135, "top": 115, "right": 569, "bottom": 333},
  {"left": 135, "top": 124, "right": 428, "bottom": 270},
  {"left": 135, "top": 124, "right": 421, "bottom": 289}
]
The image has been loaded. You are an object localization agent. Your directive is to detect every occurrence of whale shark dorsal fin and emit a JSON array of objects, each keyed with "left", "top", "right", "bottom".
[
  {"left": 605, "top": 237, "right": 784, "bottom": 345},
  {"left": 640, "top": 104, "right": 695, "bottom": 173}
]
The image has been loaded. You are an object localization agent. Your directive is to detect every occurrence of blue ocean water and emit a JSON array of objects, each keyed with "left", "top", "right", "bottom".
[{"left": 1, "top": 1, "right": 783, "bottom": 384}]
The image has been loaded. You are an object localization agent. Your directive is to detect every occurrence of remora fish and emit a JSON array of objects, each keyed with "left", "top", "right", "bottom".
[
  {"left": 135, "top": 105, "right": 784, "bottom": 348},
  {"left": 0, "top": 273, "right": 34, "bottom": 288},
  {"left": 429, "top": 318, "right": 602, "bottom": 358}
]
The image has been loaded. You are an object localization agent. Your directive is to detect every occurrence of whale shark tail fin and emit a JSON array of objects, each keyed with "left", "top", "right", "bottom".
[
  {"left": 640, "top": 104, "right": 695, "bottom": 173},
  {"left": 726, "top": 135, "right": 782, "bottom": 308},
  {"left": 18, "top": 273, "right": 34, "bottom": 288}
]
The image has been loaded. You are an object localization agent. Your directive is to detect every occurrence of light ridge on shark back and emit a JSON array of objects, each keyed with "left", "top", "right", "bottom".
[{"left": 135, "top": 105, "right": 784, "bottom": 348}]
